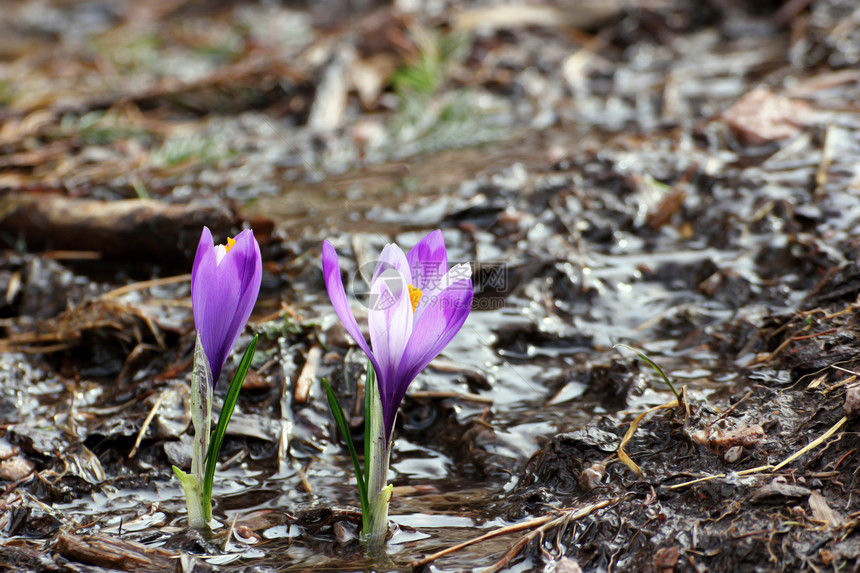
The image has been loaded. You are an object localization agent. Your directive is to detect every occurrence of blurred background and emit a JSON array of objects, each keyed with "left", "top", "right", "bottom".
[{"left": 2, "top": 1, "right": 860, "bottom": 571}]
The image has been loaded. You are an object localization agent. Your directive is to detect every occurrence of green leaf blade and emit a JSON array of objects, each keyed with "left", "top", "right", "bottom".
[
  {"left": 322, "top": 377, "right": 368, "bottom": 517},
  {"left": 614, "top": 343, "right": 680, "bottom": 401},
  {"left": 203, "top": 334, "right": 258, "bottom": 504}
]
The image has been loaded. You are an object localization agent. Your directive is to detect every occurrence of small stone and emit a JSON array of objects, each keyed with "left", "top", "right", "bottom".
[
  {"left": 0, "top": 456, "right": 35, "bottom": 481},
  {"left": 694, "top": 424, "right": 765, "bottom": 454},
  {"left": 232, "top": 525, "right": 261, "bottom": 544},
  {"left": 843, "top": 386, "right": 860, "bottom": 418},
  {"left": 790, "top": 506, "right": 806, "bottom": 517},
  {"left": 722, "top": 88, "right": 813, "bottom": 145},
  {"left": 0, "top": 437, "right": 19, "bottom": 460},
  {"left": 322, "top": 351, "right": 341, "bottom": 365},
  {"left": 724, "top": 445, "right": 743, "bottom": 463},
  {"left": 547, "top": 557, "right": 583, "bottom": 573},
  {"left": 334, "top": 520, "right": 357, "bottom": 544},
  {"left": 579, "top": 463, "right": 605, "bottom": 491},
  {"left": 164, "top": 435, "right": 193, "bottom": 468}
]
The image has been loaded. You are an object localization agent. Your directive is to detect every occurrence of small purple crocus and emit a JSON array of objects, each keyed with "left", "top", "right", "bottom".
[
  {"left": 322, "top": 230, "right": 473, "bottom": 439},
  {"left": 192, "top": 227, "right": 262, "bottom": 385}
]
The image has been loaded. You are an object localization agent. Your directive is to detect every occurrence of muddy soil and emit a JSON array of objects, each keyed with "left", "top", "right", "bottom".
[{"left": 2, "top": 0, "right": 860, "bottom": 571}]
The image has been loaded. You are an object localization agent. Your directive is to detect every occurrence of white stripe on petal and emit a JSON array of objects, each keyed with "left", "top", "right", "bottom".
[
  {"left": 441, "top": 263, "right": 472, "bottom": 286},
  {"left": 214, "top": 244, "right": 227, "bottom": 265},
  {"left": 368, "top": 267, "right": 413, "bottom": 389}
]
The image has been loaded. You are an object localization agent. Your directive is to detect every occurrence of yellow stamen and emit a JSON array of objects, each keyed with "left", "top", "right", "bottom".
[
  {"left": 225, "top": 236, "right": 236, "bottom": 252},
  {"left": 408, "top": 285, "right": 423, "bottom": 312}
]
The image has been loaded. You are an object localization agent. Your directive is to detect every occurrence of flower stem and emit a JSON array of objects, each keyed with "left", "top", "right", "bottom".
[
  {"left": 362, "top": 371, "right": 391, "bottom": 551},
  {"left": 173, "top": 467, "right": 210, "bottom": 529},
  {"left": 175, "top": 334, "right": 214, "bottom": 529},
  {"left": 364, "top": 483, "right": 392, "bottom": 553}
]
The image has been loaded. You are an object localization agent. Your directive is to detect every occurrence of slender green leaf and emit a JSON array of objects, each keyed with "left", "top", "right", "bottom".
[
  {"left": 203, "top": 334, "right": 257, "bottom": 503},
  {"left": 363, "top": 362, "right": 376, "bottom": 491},
  {"left": 132, "top": 179, "right": 151, "bottom": 200},
  {"left": 614, "top": 343, "right": 680, "bottom": 401},
  {"left": 322, "top": 377, "right": 368, "bottom": 516}
]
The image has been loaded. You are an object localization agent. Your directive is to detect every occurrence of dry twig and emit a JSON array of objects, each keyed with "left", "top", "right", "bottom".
[
  {"left": 410, "top": 498, "right": 616, "bottom": 568},
  {"left": 617, "top": 395, "right": 683, "bottom": 477},
  {"left": 666, "top": 415, "right": 848, "bottom": 490}
]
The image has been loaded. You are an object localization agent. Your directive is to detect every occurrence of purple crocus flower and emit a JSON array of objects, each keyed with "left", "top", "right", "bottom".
[
  {"left": 192, "top": 227, "right": 262, "bottom": 385},
  {"left": 322, "top": 230, "right": 473, "bottom": 439}
]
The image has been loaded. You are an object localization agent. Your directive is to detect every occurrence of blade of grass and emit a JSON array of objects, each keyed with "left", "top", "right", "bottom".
[
  {"left": 203, "top": 334, "right": 257, "bottom": 503},
  {"left": 132, "top": 179, "right": 151, "bottom": 200},
  {"left": 323, "top": 378, "right": 368, "bottom": 516},
  {"left": 614, "top": 343, "right": 680, "bottom": 402}
]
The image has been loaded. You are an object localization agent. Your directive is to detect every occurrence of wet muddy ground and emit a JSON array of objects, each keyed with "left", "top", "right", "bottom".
[{"left": 2, "top": 0, "right": 860, "bottom": 571}]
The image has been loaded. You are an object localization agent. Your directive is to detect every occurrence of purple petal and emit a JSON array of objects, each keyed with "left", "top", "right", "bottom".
[
  {"left": 192, "top": 228, "right": 226, "bottom": 380},
  {"left": 192, "top": 227, "right": 215, "bottom": 286},
  {"left": 406, "top": 230, "right": 448, "bottom": 294},
  {"left": 217, "top": 229, "right": 262, "bottom": 372},
  {"left": 192, "top": 228, "right": 262, "bottom": 384},
  {"left": 387, "top": 270, "right": 473, "bottom": 435},
  {"left": 322, "top": 241, "right": 381, "bottom": 376},
  {"left": 398, "top": 277, "right": 472, "bottom": 385},
  {"left": 371, "top": 244, "right": 413, "bottom": 287}
]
